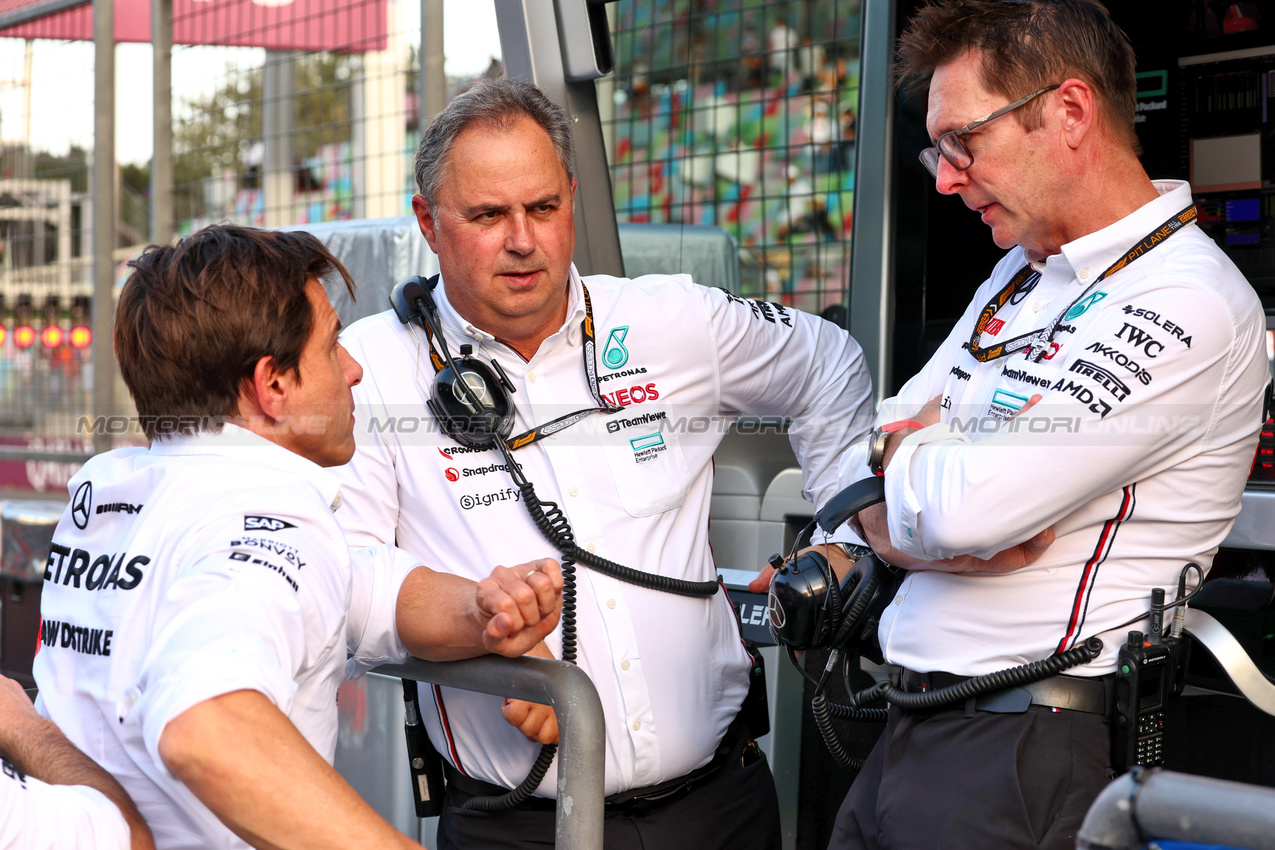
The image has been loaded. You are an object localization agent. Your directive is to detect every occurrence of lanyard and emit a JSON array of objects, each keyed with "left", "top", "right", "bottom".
[
  {"left": 966, "top": 204, "right": 1198, "bottom": 363},
  {"left": 419, "top": 279, "right": 619, "bottom": 451}
]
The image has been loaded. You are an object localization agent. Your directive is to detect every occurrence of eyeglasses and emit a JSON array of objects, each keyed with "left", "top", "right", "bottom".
[{"left": 919, "top": 84, "right": 1060, "bottom": 178}]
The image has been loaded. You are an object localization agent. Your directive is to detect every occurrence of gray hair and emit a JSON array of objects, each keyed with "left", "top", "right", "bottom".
[{"left": 413, "top": 78, "right": 576, "bottom": 209}]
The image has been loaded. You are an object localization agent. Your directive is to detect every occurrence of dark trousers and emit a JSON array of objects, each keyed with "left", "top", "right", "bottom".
[
  {"left": 828, "top": 702, "right": 1114, "bottom": 850},
  {"left": 436, "top": 745, "right": 782, "bottom": 850}
]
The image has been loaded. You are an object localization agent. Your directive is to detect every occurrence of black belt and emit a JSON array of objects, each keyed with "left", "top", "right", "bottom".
[
  {"left": 443, "top": 713, "right": 754, "bottom": 817},
  {"left": 895, "top": 668, "right": 1113, "bottom": 715}
]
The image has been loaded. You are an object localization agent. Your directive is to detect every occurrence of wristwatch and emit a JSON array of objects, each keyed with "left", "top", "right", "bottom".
[
  {"left": 867, "top": 425, "right": 890, "bottom": 477},
  {"left": 839, "top": 543, "right": 874, "bottom": 562}
]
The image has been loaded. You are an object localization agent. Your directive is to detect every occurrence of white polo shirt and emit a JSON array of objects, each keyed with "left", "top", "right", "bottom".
[
  {"left": 336, "top": 267, "right": 875, "bottom": 796},
  {"left": 0, "top": 757, "right": 130, "bottom": 850},
  {"left": 34, "top": 425, "right": 417, "bottom": 850},
  {"left": 838, "top": 180, "right": 1268, "bottom": 675}
]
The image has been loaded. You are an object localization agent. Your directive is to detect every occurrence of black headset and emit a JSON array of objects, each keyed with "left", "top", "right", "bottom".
[
  {"left": 766, "top": 476, "right": 902, "bottom": 656},
  {"left": 390, "top": 275, "right": 518, "bottom": 449}
]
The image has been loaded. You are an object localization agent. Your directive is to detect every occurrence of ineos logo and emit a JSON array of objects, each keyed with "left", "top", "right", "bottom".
[{"left": 71, "top": 482, "right": 92, "bottom": 529}]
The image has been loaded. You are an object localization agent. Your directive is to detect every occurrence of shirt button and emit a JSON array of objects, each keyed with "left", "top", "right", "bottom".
[
  {"left": 1031, "top": 301, "right": 1044, "bottom": 313},
  {"left": 587, "top": 543, "right": 597, "bottom": 554},
  {"left": 893, "top": 595, "right": 904, "bottom": 606},
  {"left": 1079, "top": 269, "right": 1090, "bottom": 281},
  {"left": 621, "top": 660, "right": 631, "bottom": 671},
  {"left": 528, "top": 372, "right": 537, "bottom": 383},
  {"left": 632, "top": 720, "right": 642, "bottom": 731},
  {"left": 569, "top": 486, "right": 579, "bottom": 497},
  {"left": 607, "top": 598, "right": 616, "bottom": 609}
]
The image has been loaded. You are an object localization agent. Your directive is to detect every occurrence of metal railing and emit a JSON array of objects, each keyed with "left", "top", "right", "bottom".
[{"left": 373, "top": 654, "right": 606, "bottom": 849}]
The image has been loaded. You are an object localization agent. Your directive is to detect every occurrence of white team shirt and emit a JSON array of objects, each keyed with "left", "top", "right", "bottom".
[
  {"left": 335, "top": 266, "right": 874, "bottom": 796},
  {"left": 0, "top": 757, "right": 131, "bottom": 850},
  {"left": 34, "top": 425, "right": 417, "bottom": 850},
  {"left": 838, "top": 180, "right": 1268, "bottom": 675}
]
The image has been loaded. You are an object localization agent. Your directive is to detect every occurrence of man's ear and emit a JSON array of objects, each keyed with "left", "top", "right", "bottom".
[
  {"left": 1055, "top": 77, "right": 1096, "bottom": 150},
  {"left": 242, "top": 354, "right": 293, "bottom": 423},
  {"left": 412, "top": 194, "right": 440, "bottom": 254}
]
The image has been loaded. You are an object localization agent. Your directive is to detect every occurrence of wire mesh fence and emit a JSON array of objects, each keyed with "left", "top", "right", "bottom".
[
  {"left": 0, "top": 0, "right": 863, "bottom": 493},
  {"left": 604, "top": 0, "right": 861, "bottom": 317}
]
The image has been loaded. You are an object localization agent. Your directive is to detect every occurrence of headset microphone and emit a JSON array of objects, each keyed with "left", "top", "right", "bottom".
[{"left": 391, "top": 275, "right": 517, "bottom": 449}]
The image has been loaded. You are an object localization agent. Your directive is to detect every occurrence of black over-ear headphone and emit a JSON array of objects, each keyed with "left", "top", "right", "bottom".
[
  {"left": 391, "top": 275, "right": 517, "bottom": 449},
  {"left": 767, "top": 476, "right": 901, "bottom": 657}
]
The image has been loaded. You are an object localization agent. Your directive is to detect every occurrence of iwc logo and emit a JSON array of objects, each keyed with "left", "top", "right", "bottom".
[{"left": 71, "top": 482, "right": 92, "bottom": 530}]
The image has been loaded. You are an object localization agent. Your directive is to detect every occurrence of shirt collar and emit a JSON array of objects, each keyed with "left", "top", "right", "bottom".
[
  {"left": 1044, "top": 180, "right": 1194, "bottom": 283},
  {"left": 432, "top": 264, "right": 587, "bottom": 350},
  {"left": 149, "top": 423, "right": 343, "bottom": 511}
]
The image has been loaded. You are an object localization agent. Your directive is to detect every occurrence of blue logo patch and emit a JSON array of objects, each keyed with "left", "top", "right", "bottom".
[
  {"left": 603, "top": 326, "right": 630, "bottom": 369},
  {"left": 1064, "top": 291, "right": 1107, "bottom": 321}
]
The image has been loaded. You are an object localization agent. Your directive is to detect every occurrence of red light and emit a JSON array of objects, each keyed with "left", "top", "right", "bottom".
[
  {"left": 0, "top": 327, "right": 6, "bottom": 346},
  {"left": 41, "top": 326, "right": 63, "bottom": 348},
  {"left": 69, "top": 326, "right": 91, "bottom": 349},
  {"left": 13, "top": 326, "right": 34, "bottom": 348}
]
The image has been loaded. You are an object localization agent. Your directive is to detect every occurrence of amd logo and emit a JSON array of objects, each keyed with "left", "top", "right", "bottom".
[{"left": 243, "top": 515, "right": 297, "bottom": 532}]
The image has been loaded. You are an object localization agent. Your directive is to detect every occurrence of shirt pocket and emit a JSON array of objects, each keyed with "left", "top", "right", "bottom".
[{"left": 597, "top": 412, "right": 692, "bottom": 517}]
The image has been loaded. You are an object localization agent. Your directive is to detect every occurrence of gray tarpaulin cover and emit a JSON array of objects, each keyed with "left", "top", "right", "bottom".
[{"left": 293, "top": 216, "right": 740, "bottom": 326}]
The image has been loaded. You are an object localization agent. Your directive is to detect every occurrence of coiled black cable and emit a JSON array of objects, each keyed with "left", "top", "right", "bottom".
[
  {"left": 855, "top": 637, "right": 1104, "bottom": 712},
  {"left": 812, "top": 692, "right": 868, "bottom": 770},
  {"left": 513, "top": 477, "right": 719, "bottom": 598}
]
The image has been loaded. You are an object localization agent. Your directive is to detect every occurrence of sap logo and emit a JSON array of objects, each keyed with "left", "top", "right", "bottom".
[
  {"left": 1114, "top": 323, "right": 1165, "bottom": 358},
  {"left": 601, "top": 383, "right": 660, "bottom": 408},
  {"left": 244, "top": 515, "right": 297, "bottom": 532}
]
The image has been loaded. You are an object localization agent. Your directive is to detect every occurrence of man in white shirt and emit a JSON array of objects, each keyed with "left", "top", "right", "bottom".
[
  {"left": 0, "top": 673, "right": 152, "bottom": 850},
  {"left": 335, "top": 78, "right": 875, "bottom": 849},
  {"left": 809, "top": 2, "right": 1268, "bottom": 848},
  {"left": 35, "top": 224, "right": 562, "bottom": 850}
]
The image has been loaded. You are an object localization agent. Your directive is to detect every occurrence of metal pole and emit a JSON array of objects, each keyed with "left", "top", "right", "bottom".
[
  {"left": 93, "top": 0, "right": 116, "bottom": 456},
  {"left": 420, "top": 0, "right": 444, "bottom": 128},
  {"left": 262, "top": 52, "right": 295, "bottom": 229},
  {"left": 1079, "top": 769, "right": 1275, "bottom": 850},
  {"left": 374, "top": 655, "right": 605, "bottom": 850},
  {"left": 151, "top": 0, "right": 172, "bottom": 245},
  {"left": 848, "top": 0, "right": 896, "bottom": 402}
]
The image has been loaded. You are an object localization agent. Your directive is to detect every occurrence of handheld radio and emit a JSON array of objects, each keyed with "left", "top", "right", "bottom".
[{"left": 1113, "top": 629, "right": 1171, "bottom": 770}]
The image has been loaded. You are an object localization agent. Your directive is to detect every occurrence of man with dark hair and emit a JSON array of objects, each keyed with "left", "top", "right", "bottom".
[
  {"left": 35, "top": 223, "right": 563, "bottom": 850},
  {"left": 1, "top": 673, "right": 153, "bottom": 850},
  {"left": 818, "top": 1, "right": 1267, "bottom": 847},
  {"left": 334, "top": 77, "right": 875, "bottom": 849}
]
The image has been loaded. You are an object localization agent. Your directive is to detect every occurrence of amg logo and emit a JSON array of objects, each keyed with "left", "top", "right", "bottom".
[
  {"left": 244, "top": 515, "right": 297, "bottom": 532},
  {"left": 96, "top": 503, "right": 142, "bottom": 516},
  {"left": 1069, "top": 359, "right": 1131, "bottom": 402}
]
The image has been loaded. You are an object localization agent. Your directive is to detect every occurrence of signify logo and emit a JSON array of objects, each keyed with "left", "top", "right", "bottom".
[{"left": 603, "top": 326, "right": 630, "bottom": 369}]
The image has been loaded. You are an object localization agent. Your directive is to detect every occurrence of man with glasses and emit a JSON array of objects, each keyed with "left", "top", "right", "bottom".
[{"left": 828, "top": 1, "right": 1267, "bottom": 848}]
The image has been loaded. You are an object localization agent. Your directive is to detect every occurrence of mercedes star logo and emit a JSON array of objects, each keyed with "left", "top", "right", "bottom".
[{"left": 71, "top": 481, "right": 92, "bottom": 529}]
